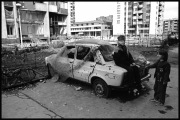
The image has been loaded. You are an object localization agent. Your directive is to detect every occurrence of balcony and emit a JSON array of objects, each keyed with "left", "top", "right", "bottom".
[
  {"left": 49, "top": 4, "right": 57, "bottom": 13},
  {"left": 58, "top": 21, "right": 67, "bottom": 26},
  {"left": 35, "top": 2, "right": 47, "bottom": 11},
  {"left": 158, "top": 12, "right": 163, "bottom": 17},
  {"left": 138, "top": 27, "right": 149, "bottom": 30},
  {"left": 139, "top": 1, "right": 143, "bottom": 4},
  {"left": 138, "top": 4, "right": 143, "bottom": 8},
  {"left": 4, "top": 2, "right": 13, "bottom": 7},
  {"left": 133, "top": 16, "right": 137, "bottom": 19},
  {"left": 5, "top": 9, "right": 14, "bottom": 19},
  {"left": 128, "top": 27, "right": 135, "bottom": 30},
  {"left": 137, "top": 10, "right": 143, "bottom": 14},
  {"left": 57, "top": 8, "right": 68, "bottom": 15},
  {"left": 138, "top": 15, "right": 143, "bottom": 19},
  {"left": 159, "top": 2, "right": 163, "bottom": 6},
  {"left": 133, "top": 21, "right": 137, "bottom": 24},
  {"left": 138, "top": 21, "right": 143, "bottom": 24}
]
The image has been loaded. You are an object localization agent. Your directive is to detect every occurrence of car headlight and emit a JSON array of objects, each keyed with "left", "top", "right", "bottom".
[{"left": 146, "top": 61, "right": 150, "bottom": 65}]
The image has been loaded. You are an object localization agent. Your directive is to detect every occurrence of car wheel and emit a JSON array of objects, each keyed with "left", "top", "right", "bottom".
[
  {"left": 93, "top": 79, "right": 111, "bottom": 98},
  {"left": 47, "top": 64, "right": 55, "bottom": 78}
]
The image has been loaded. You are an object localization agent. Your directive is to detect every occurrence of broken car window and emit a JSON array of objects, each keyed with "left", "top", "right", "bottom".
[
  {"left": 77, "top": 46, "right": 90, "bottom": 60},
  {"left": 67, "top": 46, "right": 76, "bottom": 59}
]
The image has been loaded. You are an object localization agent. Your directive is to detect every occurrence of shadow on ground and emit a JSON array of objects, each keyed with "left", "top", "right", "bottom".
[{"left": 57, "top": 78, "right": 152, "bottom": 103}]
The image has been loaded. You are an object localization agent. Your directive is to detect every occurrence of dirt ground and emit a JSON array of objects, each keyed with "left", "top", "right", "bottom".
[{"left": 2, "top": 47, "right": 178, "bottom": 118}]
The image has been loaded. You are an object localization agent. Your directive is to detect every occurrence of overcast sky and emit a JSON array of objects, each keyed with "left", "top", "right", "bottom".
[{"left": 75, "top": 2, "right": 178, "bottom": 22}]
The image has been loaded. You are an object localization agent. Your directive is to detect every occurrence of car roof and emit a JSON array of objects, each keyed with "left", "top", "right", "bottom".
[
  {"left": 68, "top": 39, "right": 116, "bottom": 55},
  {"left": 68, "top": 39, "right": 112, "bottom": 46}
]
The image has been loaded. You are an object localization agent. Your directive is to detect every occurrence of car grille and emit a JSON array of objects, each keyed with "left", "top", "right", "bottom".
[{"left": 120, "top": 72, "right": 134, "bottom": 87}]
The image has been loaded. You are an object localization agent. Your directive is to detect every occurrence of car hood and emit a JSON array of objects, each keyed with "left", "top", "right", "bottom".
[{"left": 130, "top": 50, "right": 149, "bottom": 66}]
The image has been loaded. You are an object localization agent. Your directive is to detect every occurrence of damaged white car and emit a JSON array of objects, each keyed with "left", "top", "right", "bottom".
[{"left": 45, "top": 39, "right": 151, "bottom": 98}]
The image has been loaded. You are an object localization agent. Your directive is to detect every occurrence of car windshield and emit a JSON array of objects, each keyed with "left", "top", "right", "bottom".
[{"left": 98, "top": 44, "right": 114, "bottom": 61}]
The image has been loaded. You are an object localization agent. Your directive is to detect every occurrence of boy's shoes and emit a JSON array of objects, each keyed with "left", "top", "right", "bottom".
[{"left": 150, "top": 98, "right": 159, "bottom": 103}]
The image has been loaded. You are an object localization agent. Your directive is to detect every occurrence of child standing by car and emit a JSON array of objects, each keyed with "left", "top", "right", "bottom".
[{"left": 146, "top": 50, "right": 171, "bottom": 106}]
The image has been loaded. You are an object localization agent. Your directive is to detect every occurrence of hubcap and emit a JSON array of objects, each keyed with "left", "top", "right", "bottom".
[{"left": 95, "top": 84, "right": 104, "bottom": 96}]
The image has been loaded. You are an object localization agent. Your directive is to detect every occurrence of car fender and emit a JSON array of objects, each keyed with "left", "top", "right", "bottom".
[
  {"left": 45, "top": 54, "right": 57, "bottom": 66},
  {"left": 89, "top": 65, "right": 127, "bottom": 87}
]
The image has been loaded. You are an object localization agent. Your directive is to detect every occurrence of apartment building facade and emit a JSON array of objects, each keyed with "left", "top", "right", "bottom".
[
  {"left": 113, "top": 2, "right": 164, "bottom": 37},
  {"left": 71, "top": 21, "right": 112, "bottom": 37},
  {"left": 163, "top": 18, "right": 178, "bottom": 35},
  {"left": 1, "top": 1, "right": 68, "bottom": 44},
  {"left": 67, "top": 1, "right": 75, "bottom": 36}
]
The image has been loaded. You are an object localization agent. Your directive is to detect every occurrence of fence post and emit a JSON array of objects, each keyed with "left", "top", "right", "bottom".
[{"left": 34, "top": 46, "right": 37, "bottom": 68}]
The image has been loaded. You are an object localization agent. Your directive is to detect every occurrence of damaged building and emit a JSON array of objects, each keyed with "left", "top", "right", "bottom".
[{"left": 1, "top": 1, "right": 69, "bottom": 45}]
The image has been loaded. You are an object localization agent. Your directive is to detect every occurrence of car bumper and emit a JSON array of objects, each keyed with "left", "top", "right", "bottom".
[
  {"left": 141, "top": 73, "right": 151, "bottom": 82},
  {"left": 109, "top": 73, "right": 151, "bottom": 91}
]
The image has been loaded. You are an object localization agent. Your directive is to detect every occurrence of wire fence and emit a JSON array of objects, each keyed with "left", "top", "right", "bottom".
[
  {"left": 1, "top": 45, "right": 54, "bottom": 90},
  {"left": 61, "top": 34, "right": 167, "bottom": 47}
]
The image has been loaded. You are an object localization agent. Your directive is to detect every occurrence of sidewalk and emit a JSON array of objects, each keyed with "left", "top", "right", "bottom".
[{"left": 2, "top": 90, "right": 62, "bottom": 118}]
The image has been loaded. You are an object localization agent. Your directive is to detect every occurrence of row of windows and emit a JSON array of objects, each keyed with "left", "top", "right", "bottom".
[
  {"left": 71, "top": 26, "right": 111, "bottom": 31},
  {"left": 73, "top": 23, "right": 100, "bottom": 26},
  {"left": 71, "top": 27, "right": 101, "bottom": 31},
  {"left": 127, "top": 30, "right": 149, "bottom": 33}
]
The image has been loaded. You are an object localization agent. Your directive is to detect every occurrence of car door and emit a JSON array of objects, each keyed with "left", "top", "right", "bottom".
[
  {"left": 72, "top": 46, "right": 96, "bottom": 82},
  {"left": 55, "top": 45, "right": 76, "bottom": 78}
]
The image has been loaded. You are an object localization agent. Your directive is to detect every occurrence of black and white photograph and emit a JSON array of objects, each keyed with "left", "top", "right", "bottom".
[{"left": 1, "top": 1, "right": 178, "bottom": 118}]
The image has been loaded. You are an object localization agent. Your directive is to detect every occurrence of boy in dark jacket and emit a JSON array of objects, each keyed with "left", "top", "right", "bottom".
[
  {"left": 113, "top": 35, "right": 142, "bottom": 91},
  {"left": 146, "top": 50, "right": 171, "bottom": 106}
]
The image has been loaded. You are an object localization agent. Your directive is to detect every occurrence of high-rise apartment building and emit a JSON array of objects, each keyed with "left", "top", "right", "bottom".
[
  {"left": 113, "top": 2, "right": 164, "bottom": 37},
  {"left": 1, "top": 1, "right": 68, "bottom": 44},
  {"left": 67, "top": 1, "right": 75, "bottom": 36},
  {"left": 163, "top": 18, "right": 178, "bottom": 35}
]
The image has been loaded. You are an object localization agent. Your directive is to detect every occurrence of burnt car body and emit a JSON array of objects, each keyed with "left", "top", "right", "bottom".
[{"left": 45, "top": 39, "right": 151, "bottom": 98}]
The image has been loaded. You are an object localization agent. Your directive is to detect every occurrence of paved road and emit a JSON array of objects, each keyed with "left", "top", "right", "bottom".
[{"left": 2, "top": 67, "right": 178, "bottom": 118}]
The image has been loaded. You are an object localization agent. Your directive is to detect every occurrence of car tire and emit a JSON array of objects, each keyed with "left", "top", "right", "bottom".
[
  {"left": 47, "top": 64, "right": 55, "bottom": 78},
  {"left": 93, "top": 78, "right": 111, "bottom": 98}
]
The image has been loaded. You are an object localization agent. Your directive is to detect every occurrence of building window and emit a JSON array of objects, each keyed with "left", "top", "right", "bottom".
[
  {"left": 117, "top": 15, "right": 120, "bottom": 19},
  {"left": 147, "top": 4, "right": 150, "bottom": 8},
  {"left": 134, "top": 3, "right": 138, "bottom": 6},
  {"left": 128, "top": 12, "right": 131, "bottom": 15},
  {"left": 146, "top": 16, "right": 150, "bottom": 19},
  {"left": 7, "top": 24, "right": 14, "bottom": 35},
  {"left": 117, "top": 20, "right": 120, "bottom": 24},
  {"left": 49, "top": 2, "right": 56, "bottom": 5},
  {"left": 147, "top": 10, "right": 150, "bottom": 13}
]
